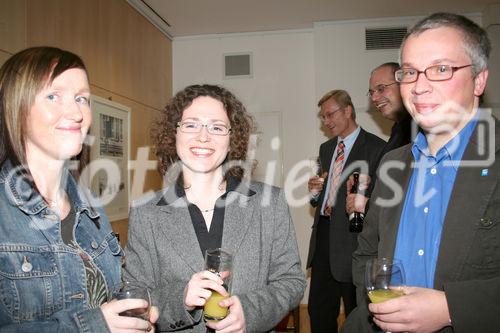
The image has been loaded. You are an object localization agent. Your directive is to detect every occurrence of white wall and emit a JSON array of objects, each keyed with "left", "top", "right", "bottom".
[
  {"left": 172, "top": 12, "right": 493, "bottom": 304},
  {"left": 313, "top": 17, "right": 422, "bottom": 146}
]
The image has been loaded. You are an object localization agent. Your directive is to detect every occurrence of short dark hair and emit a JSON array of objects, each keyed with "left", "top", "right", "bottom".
[
  {"left": 0, "top": 46, "right": 88, "bottom": 166},
  {"left": 372, "top": 62, "right": 400, "bottom": 76},
  {"left": 151, "top": 84, "right": 256, "bottom": 180},
  {"left": 403, "top": 12, "right": 490, "bottom": 76}
]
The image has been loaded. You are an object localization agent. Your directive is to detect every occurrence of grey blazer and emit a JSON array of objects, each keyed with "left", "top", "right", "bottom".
[{"left": 123, "top": 181, "right": 306, "bottom": 332}]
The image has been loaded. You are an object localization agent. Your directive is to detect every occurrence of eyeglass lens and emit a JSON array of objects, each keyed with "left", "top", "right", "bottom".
[{"left": 178, "top": 121, "right": 230, "bottom": 135}]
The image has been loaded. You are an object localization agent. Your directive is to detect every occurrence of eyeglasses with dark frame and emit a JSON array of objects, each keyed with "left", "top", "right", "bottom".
[
  {"left": 319, "top": 107, "right": 344, "bottom": 122},
  {"left": 394, "top": 64, "right": 472, "bottom": 83},
  {"left": 367, "top": 82, "right": 398, "bottom": 97},
  {"left": 177, "top": 121, "right": 231, "bottom": 136}
]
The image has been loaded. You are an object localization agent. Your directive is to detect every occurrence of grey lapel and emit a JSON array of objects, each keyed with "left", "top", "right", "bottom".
[
  {"left": 221, "top": 188, "right": 255, "bottom": 256},
  {"left": 343, "top": 128, "right": 366, "bottom": 167},
  {"left": 378, "top": 149, "right": 414, "bottom": 259},
  {"left": 317, "top": 138, "right": 337, "bottom": 206},
  {"left": 157, "top": 187, "right": 205, "bottom": 273},
  {"left": 320, "top": 138, "right": 337, "bottom": 174}
]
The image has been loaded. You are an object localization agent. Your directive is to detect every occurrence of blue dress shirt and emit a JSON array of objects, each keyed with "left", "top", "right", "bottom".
[{"left": 394, "top": 113, "right": 479, "bottom": 288}]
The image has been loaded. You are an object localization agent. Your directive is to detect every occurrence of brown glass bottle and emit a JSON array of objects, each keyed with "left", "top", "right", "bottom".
[{"left": 348, "top": 172, "right": 365, "bottom": 233}]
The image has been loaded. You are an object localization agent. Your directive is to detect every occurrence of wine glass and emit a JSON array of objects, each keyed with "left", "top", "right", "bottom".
[
  {"left": 308, "top": 156, "right": 321, "bottom": 176},
  {"left": 114, "top": 281, "right": 152, "bottom": 320},
  {"left": 365, "top": 258, "right": 405, "bottom": 303}
]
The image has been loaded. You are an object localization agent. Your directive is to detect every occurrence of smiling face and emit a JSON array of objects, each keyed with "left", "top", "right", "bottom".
[
  {"left": 319, "top": 97, "right": 355, "bottom": 139},
  {"left": 176, "top": 96, "right": 231, "bottom": 176},
  {"left": 25, "top": 68, "right": 91, "bottom": 163},
  {"left": 400, "top": 26, "right": 488, "bottom": 141},
  {"left": 369, "top": 66, "right": 404, "bottom": 121}
]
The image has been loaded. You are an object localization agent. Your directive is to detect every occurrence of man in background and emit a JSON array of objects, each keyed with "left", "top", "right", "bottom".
[
  {"left": 343, "top": 12, "right": 499, "bottom": 333},
  {"left": 369, "top": 62, "right": 413, "bottom": 155},
  {"left": 307, "top": 90, "right": 385, "bottom": 332},
  {"left": 346, "top": 62, "right": 413, "bottom": 216}
]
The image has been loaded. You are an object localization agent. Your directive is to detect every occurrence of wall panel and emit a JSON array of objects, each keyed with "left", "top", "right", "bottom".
[
  {"left": 0, "top": 0, "right": 26, "bottom": 55},
  {"left": 27, "top": 0, "right": 172, "bottom": 111},
  {"left": 2, "top": 0, "right": 171, "bottom": 246}
]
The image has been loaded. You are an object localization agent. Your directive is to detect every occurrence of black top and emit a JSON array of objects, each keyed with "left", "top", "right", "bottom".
[
  {"left": 188, "top": 200, "right": 225, "bottom": 256},
  {"left": 381, "top": 113, "right": 413, "bottom": 156},
  {"left": 175, "top": 177, "right": 242, "bottom": 257},
  {"left": 364, "top": 114, "right": 414, "bottom": 212},
  {"left": 60, "top": 204, "right": 109, "bottom": 307}
]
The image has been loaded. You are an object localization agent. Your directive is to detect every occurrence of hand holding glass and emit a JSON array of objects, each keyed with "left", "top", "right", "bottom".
[
  {"left": 114, "top": 281, "right": 151, "bottom": 320},
  {"left": 308, "top": 156, "right": 321, "bottom": 176},
  {"left": 365, "top": 258, "right": 405, "bottom": 303},
  {"left": 203, "top": 248, "right": 233, "bottom": 322}
]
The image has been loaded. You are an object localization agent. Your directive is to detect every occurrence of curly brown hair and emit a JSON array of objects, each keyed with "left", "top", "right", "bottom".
[{"left": 151, "top": 84, "right": 255, "bottom": 180}]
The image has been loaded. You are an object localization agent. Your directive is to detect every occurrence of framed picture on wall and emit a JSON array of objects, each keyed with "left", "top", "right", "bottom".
[{"left": 87, "top": 95, "right": 131, "bottom": 221}]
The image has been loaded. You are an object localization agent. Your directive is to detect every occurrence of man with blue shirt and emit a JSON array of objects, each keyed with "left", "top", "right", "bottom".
[
  {"left": 307, "top": 89, "right": 385, "bottom": 332},
  {"left": 343, "top": 12, "right": 500, "bottom": 333}
]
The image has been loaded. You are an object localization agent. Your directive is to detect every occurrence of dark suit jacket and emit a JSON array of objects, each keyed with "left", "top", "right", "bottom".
[
  {"left": 343, "top": 112, "right": 500, "bottom": 333},
  {"left": 381, "top": 113, "right": 413, "bottom": 156},
  {"left": 307, "top": 127, "right": 386, "bottom": 282}
]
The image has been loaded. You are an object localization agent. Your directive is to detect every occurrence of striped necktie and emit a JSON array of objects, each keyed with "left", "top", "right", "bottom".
[{"left": 324, "top": 141, "right": 345, "bottom": 216}]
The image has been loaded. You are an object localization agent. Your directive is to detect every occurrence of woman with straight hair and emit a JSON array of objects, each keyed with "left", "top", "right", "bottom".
[{"left": 0, "top": 46, "right": 158, "bottom": 332}]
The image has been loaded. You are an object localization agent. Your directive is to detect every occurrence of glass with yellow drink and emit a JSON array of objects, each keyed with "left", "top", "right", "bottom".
[
  {"left": 365, "top": 258, "right": 405, "bottom": 303},
  {"left": 203, "top": 248, "right": 233, "bottom": 322}
]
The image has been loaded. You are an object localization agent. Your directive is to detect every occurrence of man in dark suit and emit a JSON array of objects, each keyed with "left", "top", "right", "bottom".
[
  {"left": 306, "top": 89, "right": 385, "bottom": 332},
  {"left": 343, "top": 13, "right": 499, "bottom": 333}
]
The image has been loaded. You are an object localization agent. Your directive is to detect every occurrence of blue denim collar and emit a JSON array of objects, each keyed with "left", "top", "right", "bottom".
[{"left": 0, "top": 160, "right": 99, "bottom": 219}]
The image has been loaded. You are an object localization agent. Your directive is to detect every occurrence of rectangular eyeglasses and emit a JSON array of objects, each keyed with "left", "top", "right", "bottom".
[
  {"left": 395, "top": 64, "right": 472, "bottom": 83},
  {"left": 177, "top": 121, "right": 231, "bottom": 136}
]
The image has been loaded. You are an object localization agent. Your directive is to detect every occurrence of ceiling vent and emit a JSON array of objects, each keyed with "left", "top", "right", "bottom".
[
  {"left": 224, "top": 53, "right": 253, "bottom": 79},
  {"left": 365, "top": 27, "right": 407, "bottom": 50}
]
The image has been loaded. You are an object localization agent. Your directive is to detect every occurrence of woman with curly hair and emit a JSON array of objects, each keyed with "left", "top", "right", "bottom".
[{"left": 123, "top": 84, "right": 305, "bottom": 332}]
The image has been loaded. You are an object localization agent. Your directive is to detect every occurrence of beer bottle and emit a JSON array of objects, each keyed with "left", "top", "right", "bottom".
[{"left": 348, "top": 172, "right": 365, "bottom": 233}]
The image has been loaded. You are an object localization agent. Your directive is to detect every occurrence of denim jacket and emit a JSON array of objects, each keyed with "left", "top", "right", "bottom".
[{"left": 0, "top": 161, "right": 123, "bottom": 332}]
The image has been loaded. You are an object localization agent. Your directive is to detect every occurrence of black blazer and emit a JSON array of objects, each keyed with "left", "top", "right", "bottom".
[{"left": 307, "top": 127, "right": 386, "bottom": 282}]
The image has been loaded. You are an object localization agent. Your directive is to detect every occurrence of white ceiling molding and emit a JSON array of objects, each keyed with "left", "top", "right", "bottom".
[{"left": 126, "top": 0, "right": 173, "bottom": 40}]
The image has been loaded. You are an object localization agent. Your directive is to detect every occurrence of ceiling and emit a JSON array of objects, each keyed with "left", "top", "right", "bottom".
[{"left": 136, "top": 0, "right": 499, "bottom": 38}]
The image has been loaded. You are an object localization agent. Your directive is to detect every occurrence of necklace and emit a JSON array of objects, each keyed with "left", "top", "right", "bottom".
[
  {"left": 201, "top": 208, "right": 215, "bottom": 213},
  {"left": 44, "top": 192, "right": 62, "bottom": 209},
  {"left": 45, "top": 197, "right": 57, "bottom": 207}
]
